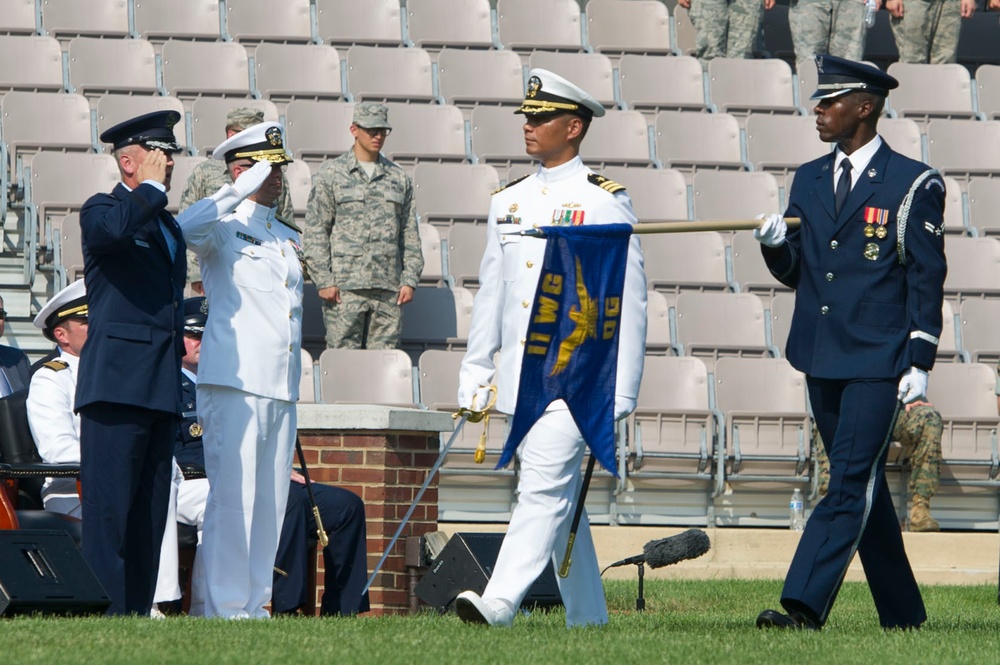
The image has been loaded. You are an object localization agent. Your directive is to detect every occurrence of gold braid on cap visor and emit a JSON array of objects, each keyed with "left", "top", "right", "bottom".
[
  {"left": 57, "top": 304, "right": 88, "bottom": 318},
  {"left": 518, "top": 99, "right": 581, "bottom": 114},
  {"left": 232, "top": 149, "right": 292, "bottom": 164}
]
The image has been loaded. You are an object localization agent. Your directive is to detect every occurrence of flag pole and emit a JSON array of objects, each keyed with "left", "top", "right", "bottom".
[{"left": 518, "top": 217, "right": 801, "bottom": 237}]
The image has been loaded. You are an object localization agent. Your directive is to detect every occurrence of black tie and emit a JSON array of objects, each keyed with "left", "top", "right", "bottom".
[{"left": 835, "top": 158, "right": 852, "bottom": 217}]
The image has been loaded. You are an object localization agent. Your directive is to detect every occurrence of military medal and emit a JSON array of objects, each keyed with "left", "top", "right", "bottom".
[
  {"left": 874, "top": 225, "right": 888, "bottom": 239},
  {"left": 551, "top": 208, "right": 585, "bottom": 226},
  {"left": 864, "top": 242, "right": 879, "bottom": 260},
  {"left": 189, "top": 422, "right": 203, "bottom": 437},
  {"left": 863, "top": 206, "right": 890, "bottom": 241},
  {"left": 863, "top": 224, "right": 875, "bottom": 238}
]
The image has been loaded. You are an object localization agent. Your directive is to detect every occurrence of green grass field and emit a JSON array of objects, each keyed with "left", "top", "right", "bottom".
[{"left": 2, "top": 579, "right": 999, "bottom": 664}]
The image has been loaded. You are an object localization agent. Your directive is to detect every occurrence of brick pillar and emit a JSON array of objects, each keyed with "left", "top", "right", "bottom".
[{"left": 299, "top": 429, "right": 440, "bottom": 615}]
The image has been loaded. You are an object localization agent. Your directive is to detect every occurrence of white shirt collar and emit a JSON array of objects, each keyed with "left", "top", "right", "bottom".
[
  {"left": 834, "top": 134, "right": 883, "bottom": 178},
  {"left": 536, "top": 156, "right": 585, "bottom": 186},
  {"left": 181, "top": 367, "right": 197, "bottom": 383}
]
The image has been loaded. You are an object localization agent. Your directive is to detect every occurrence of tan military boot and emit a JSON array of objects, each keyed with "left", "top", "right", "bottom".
[{"left": 909, "top": 496, "right": 940, "bottom": 532}]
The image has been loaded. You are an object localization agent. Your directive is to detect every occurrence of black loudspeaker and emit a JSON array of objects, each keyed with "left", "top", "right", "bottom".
[
  {"left": 415, "top": 532, "right": 562, "bottom": 612},
  {"left": 0, "top": 530, "right": 111, "bottom": 616}
]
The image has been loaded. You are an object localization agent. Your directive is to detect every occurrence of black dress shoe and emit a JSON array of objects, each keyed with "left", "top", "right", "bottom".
[{"left": 756, "top": 608, "right": 820, "bottom": 630}]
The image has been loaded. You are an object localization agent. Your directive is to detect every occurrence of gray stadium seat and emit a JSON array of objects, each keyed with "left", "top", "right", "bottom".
[
  {"left": 768, "top": 291, "right": 795, "bottom": 354},
  {"left": 284, "top": 100, "right": 355, "bottom": 163},
  {"left": 316, "top": 0, "right": 403, "bottom": 47},
  {"left": 52, "top": 212, "right": 84, "bottom": 282},
  {"left": 0, "top": 35, "right": 63, "bottom": 93},
  {"left": 400, "top": 285, "right": 473, "bottom": 349},
  {"left": 672, "top": 291, "right": 773, "bottom": 364},
  {"left": 599, "top": 166, "right": 688, "bottom": 223},
  {"left": 585, "top": 0, "right": 671, "bottom": 55},
  {"left": 731, "top": 230, "right": 791, "bottom": 296},
  {"left": 29, "top": 152, "right": 118, "bottom": 251},
  {"left": 67, "top": 37, "right": 158, "bottom": 97},
  {"left": 252, "top": 43, "right": 342, "bottom": 103},
  {"left": 318, "top": 348, "right": 416, "bottom": 406},
  {"left": 577, "top": 110, "right": 652, "bottom": 167},
  {"left": 164, "top": 155, "right": 207, "bottom": 214},
  {"left": 345, "top": 45, "right": 435, "bottom": 103},
  {"left": 670, "top": 6, "right": 697, "bottom": 56},
  {"left": 713, "top": 357, "right": 811, "bottom": 512},
  {"left": 160, "top": 40, "right": 251, "bottom": 99},
  {"left": 942, "top": 236, "right": 1000, "bottom": 300},
  {"left": 134, "top": 0, "right": 221, "bottom": 42},
  {"left": 958, "top": 299, "right": 1000, "bottom": 364},
  {"left": 470, "top": 105, "right": 531, "bottom": 165},
  {"left": 526, "top": 51, "right": 616, "bottom": 110},
  {"left": 3, "top": 92, "right": 93, "bottom": 189},
  {"left": 381, "top": 103, "right": 466, "bottom": 164},
  {"left": 406, "top": 0, "right": 493, "bottom": 49},
  {"left": 0, "top": 0, "right": 38, "bottom": 35},
  {"left": 937, "top": 298, "right": 962, "bottom": 362},
  {"left": 941, "top": 176, "right": 967, "bottom": 235},
  {"left": 96, "top": 95, "right": 187, "bottom": 154},
  {"left": 190, "top": 98, "right": 278, "bottom": 156},
  {"left": 745, "top": 114, "right": 830, "bottom": 173},
  {"left": 654, "top": 111, "right": 745, "bottom": 172},
  {"left": 887, "top": 62, "right": 978, "bottom": 121},
  {"left": 645, "top": 290, "right": 673, "bottom": 354},
  {"left": 496, "top": 0, "right": 583, "bottom": 52},
  {"left": 417, "top": 223, "right": 444, "bottom": 286},
  {"left": 618, "top": 54, "right": 705, "bottom": 113},
  {"left": 691, "top": 171, "right": 781, "bottom": 221},
  {"left": 926, "top": 119, "right": 1000, "bottom": 178},
  {"left": 640, "top": 231, "right": 731, "bottom": 293},
  {"left": 436, "top": 48, "right": 524, "bottom": 108},
  {"left": 299, "top": 349, "right": 315, "bottom": 403},
  {"left": 877, "top": 117, "right": 923, "bottom": 162},
  {"left": 283, "top": 159, "right": 313, "bottom": 216},
  {"left": 225, "top": 0, "right": 312, "bottom": 43},
  {"left": 706, "top": 58, "right": 798, "bottom": 118},
  {"left": 41, "top": 0, "right": 128, "bottom": 39},
  {"left": 976, "top": 64, "right": 1000, "bottom": 120},
  {"left": 967, "top": 177, "right": 1000, "bottom": 236},
  {"left": 445, "top": 224, "right": 487, "bottom": 291},
  {"left": 412, "top": 162, "right": 498, "bottom": 227}
]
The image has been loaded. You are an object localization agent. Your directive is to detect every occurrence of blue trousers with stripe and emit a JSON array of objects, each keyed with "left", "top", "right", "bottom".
[{"left": 780, "top": 377, "right": 926, "bottom": 629}]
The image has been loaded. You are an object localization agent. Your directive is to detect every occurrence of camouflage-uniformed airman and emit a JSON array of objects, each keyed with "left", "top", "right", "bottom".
[
  {"left": 890, "top": 0, "right": 976, "bottom": 64},
  {"left": 178, "top": 107, "right": 295, "bottom": 290},
  {"left": 814, "top": 402, "right": 943, "bottom": 531},
  {"left": 679, "top": 0, "right": 767, "bottom": 70},
  {"left": 789, "top": 0, "right": 869, "bottom": 67},
  {"left": 301, "top": 103, "right": 423, "bottom": 349}
]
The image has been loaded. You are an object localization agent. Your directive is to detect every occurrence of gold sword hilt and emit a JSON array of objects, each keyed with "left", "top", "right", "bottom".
[
  {"left": 558, "top": 533, "right": 576, "bottom": 578},
  {"left": 313, "top": 505, "right": 329, "bottom": 548}
]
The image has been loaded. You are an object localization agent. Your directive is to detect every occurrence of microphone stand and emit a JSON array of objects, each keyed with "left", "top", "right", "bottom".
[{"left": 636, "top": 562, "right": 645, "bottom": 612}]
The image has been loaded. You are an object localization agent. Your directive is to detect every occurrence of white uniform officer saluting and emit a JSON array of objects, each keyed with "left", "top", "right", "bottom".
[
  {"left": 455, "top": 69, "right": 648, "bottom": 627},
  {"left": 177, "top": 122, "right": 304, "bottom": 619}
]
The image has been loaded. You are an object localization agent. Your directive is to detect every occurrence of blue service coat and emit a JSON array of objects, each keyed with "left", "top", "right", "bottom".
[
  {"left": 763, "top": 141, "right": 947, "bottom": 379},
  {"left": 76, "top": 182, "right": 186, "bottom": 415}
]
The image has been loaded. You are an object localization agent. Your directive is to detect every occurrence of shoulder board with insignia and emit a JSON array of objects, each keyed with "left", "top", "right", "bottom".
[
  {"left": 275, "top": 215, "right": 302, "bottom": 234},
  {"left": 491, "top": 174, "right": 531, "bottom": 195},
  {"left": 588, "top": 173, "right": 626, "bottom": 194},
  {"left": 42, "top": 359, "right": 69, "bottom": 372}
]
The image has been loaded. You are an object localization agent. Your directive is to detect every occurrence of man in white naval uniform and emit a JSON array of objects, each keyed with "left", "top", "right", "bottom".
[
  {"left": 455, "top": 69, "right": 648, "bottom": 627},
  {"left": 177, "top": 121, "right": 304, "bottom": 619},
  {"left": 26, "top": 279, "right": 187, "bottom": 615}
]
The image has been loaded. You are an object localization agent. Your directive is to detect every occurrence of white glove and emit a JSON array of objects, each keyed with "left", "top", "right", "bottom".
[
  {"left": 614, "top": 396, "right": 636, "bottom": 421},
  {"left": 753, "top": 213, "right": 787, "bottom": 247},
  {"left": 458, "top": 385, "right": 493, "bottom": 411},
  {"left": 209, "top": 160, "right": 273, "bottom": 215},
  {"left": 897, "top": 367, "right": 929, "bottom": 405}
]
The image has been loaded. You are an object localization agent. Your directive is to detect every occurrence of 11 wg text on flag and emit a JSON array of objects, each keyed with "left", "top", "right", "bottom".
[{"left": 498, "top": 223, "right": 634, "bottom": 476}]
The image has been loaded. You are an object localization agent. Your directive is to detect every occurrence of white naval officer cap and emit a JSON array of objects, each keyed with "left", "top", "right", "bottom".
[
  {"left": 212, "top": 121, "right": 293, "bottom": 165},
  {"left": 34, "top": 278, "right": 87, "bottom": 341},
  {"left": 516, "top": 68, "right": 606, "bottom": 119}
]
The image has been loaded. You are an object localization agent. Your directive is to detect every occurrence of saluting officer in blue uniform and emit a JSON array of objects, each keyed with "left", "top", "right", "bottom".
[{"left": 753, "top": 55, "right": 947, "bottom": 630}]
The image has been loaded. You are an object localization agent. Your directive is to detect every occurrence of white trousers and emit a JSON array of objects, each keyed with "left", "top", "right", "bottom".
[
  {"left": 198, "top": 385, "right": 296, "bottom": 619},
  {"left": 483, "top": 410, "right": 608, "bottom": 627},
  {"left": 152, "top": 460, "right": 184, "bottom": 604},
  {"left": 175, "top": 477, "right": 210, "bottom": 616}
]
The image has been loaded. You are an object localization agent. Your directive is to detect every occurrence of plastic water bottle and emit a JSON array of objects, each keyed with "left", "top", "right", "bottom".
[
  {"left": 864, "top": 0, "right": 877, "bottom": 28},
  {"left": 789, "top": 488, "right": 805, "bottom": 531}
]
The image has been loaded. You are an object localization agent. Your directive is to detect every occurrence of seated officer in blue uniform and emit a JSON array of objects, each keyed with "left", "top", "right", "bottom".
[
  {"left": 753, "top": 55, "right": 947, "bottom": 630},
  {"left": 176, "top": 298, "right": 370, "bottom": 616}
]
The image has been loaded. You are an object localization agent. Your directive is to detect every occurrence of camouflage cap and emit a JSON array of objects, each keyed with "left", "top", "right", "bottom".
[
  {"left": 352, "top": 103, "right": 392, "bottom": 130},
  {"left": 226, "top": 107, "right": 266, "bottom": 132}
]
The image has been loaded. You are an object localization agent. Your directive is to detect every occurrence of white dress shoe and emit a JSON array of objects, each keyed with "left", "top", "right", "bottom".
[{"left": 455, "top": 591, "right": 514, "bottom": 627}]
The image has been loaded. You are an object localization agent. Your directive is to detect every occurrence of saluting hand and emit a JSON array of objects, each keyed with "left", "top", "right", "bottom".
[{"left": 136, "top": 149, "right": 169, "bottom": 186}]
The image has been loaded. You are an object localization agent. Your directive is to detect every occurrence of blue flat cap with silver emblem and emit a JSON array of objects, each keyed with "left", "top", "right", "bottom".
[
  {"left": 99, "top": 110, "right": 182, "bottom": 152},
  {"left": 811, "top": 54, "right": 899, "bottom": 100}
]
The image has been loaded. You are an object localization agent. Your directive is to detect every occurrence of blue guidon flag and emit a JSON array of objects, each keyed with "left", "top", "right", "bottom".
[{"left": 498, "top": 223, "right": 634, "bottom": 476}]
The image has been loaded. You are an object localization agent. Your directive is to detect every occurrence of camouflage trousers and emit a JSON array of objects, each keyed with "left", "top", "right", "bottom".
[
  {"left": 815, "top": 404, "right": 943, "bottom": 501},
  {"left": 789, "top": 0, "right": 867, "bottom": 67},
  {"left": 322, "top": 288, "right": 401, "bottom": 349},
  {"left": 890, "top": 0, "right": 961, "bottom": 64},
  {"left": 689, "top": 0, "right": 764, "bottom": 69}
]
